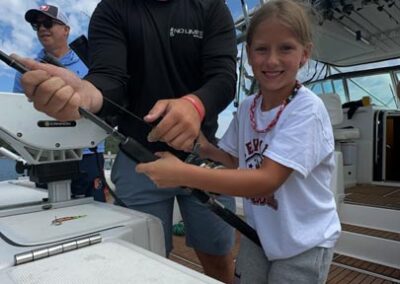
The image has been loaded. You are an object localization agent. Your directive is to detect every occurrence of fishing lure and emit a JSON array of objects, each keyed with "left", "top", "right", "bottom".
[{"left": 51, "top": 215, "right": 87, "bottom": 226}]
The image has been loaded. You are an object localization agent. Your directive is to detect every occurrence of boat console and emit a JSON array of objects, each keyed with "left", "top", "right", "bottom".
[{"left": 0, "top": 92, "right": 221, "bottom": 283}]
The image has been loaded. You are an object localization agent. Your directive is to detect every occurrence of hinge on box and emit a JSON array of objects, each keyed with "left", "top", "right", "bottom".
[{"left": 14, "top": 234, "right": 102, "bottom": 265}]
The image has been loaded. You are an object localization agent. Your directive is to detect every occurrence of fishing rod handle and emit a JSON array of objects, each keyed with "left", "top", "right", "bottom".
[{"left": 119, "top": 137, "right": 158, "bottom": 163}]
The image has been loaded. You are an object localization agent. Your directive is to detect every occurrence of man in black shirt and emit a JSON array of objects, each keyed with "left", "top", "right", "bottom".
[{"left": 19, "top": 1, "right": 237, "bottom": 282}]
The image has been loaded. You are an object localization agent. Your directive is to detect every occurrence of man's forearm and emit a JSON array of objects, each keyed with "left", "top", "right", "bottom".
[{"left": 81, "top": 80, "right": 103, "bottom": 113}]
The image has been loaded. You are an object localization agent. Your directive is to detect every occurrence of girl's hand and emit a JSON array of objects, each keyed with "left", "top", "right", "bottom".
[{"left": 135, "top": 152, "right": 187, "bottom": 188}]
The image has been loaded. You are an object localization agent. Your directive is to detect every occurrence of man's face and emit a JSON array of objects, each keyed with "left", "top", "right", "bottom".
[{"left": 33, "top": 14, "right": 69, "bottom": 50}]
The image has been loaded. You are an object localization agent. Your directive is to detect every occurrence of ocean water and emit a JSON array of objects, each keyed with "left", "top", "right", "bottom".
[{"left": 0, "top": 158, "right": 19, "bottom": 181}]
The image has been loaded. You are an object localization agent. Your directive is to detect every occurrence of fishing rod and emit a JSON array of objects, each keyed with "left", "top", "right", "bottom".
[{"left": 0, "top": 50, "right": 261, "bottom": 247}]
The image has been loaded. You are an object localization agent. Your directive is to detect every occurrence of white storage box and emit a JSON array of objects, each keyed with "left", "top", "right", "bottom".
[
  {"left": 0, "top": 240, "right": 220, "bottom": 283},
  {"left": 0, "top": 202, "right": 165, "bottom": 270},
  {"left": 0, "top": 180, "right": 47, "bottom": 207}
]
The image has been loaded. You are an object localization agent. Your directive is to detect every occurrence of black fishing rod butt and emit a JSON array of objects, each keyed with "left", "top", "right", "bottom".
[
  {"left": 0, "top": 50, "right": 29, "bottom": 74},
  {"left": 119, "top": 137, "right": 158, "bottom": 163}
]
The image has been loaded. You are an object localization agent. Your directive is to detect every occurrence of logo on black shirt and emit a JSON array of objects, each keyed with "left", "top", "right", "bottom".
[{"left": 170, "top": 27, "right": 203, "bottom": 39}]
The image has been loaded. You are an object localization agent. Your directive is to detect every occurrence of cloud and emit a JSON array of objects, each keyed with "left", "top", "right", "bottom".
[
  {"left": 46, "top": 0, "right": 101, "bottom": 38},
  {"left": 0, "top": 0, "right": 37, "bottom": 57}
]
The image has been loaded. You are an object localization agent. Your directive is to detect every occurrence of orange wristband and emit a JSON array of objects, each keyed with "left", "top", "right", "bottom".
[{"left": 181, "top": 96, "right": 205, "bottom": 121}]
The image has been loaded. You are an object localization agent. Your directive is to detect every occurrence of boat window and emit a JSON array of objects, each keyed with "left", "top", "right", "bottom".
[
  {"left": 308, "top": 80, "right": 347, "bottom": 103},
  {"left": 309, "top": 82, "right": 323, "bottom": 95},
  {"left": 332, "top": 80, "right": 347, "bottom": 103},
  {"left": 308, "top": 81, "right": 333, "bottom": 95},
  {"left": 346, "top": 74, "right": 397, "bottom": 109}
]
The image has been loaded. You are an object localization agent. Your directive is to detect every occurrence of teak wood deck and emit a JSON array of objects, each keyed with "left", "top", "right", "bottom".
[
  {"left": 170, "top": 231, "right": 400, "bottom": 284},
  {"left": 170, "top": 183, "right": 400, "bottom": 283}
]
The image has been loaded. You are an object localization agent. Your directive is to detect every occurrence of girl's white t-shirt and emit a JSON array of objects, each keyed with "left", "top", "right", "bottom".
[{"left": 219, "top": 86, "right": 341, "bottom": 260}]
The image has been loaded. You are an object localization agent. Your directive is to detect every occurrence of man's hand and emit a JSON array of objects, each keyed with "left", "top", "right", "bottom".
[
  {"left": 136, "top": 152, "right": 187, "bottom": 188},
  {"left": 145, "top": 95, "right": 204, "bottom": 152},
  {"left": 13, "top": 55, "right": 102, "bottom": 121}
]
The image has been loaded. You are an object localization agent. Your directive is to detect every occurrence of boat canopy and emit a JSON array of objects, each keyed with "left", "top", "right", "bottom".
[
  {"left": 310, "top": 0, "right": 400, "bottom": 66},
  {"left": 235, "top": 0, "right": 400, "bottom": 66}
]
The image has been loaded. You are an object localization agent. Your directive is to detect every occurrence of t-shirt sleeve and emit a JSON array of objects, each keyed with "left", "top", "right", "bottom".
[
  {"left": 218, "top": 112, "right": 239, "bottom": 158},
  {"left": 264, "top": 102, "right": 334, "bottom": 178}
]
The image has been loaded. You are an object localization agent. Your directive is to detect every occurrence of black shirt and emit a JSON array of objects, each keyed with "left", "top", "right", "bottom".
[{"left": 85, "top": 0, "right": 237, "bottom": 156}]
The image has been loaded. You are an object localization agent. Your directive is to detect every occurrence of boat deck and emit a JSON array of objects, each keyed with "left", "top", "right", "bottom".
[
  {"left": 344, "top": 184, "right": 400, "bottom": 211},
  {"left": 170, "top": 183, "right": 400, "bottom": 283},
  {"left": 170, "top": 232, "right": 400, "bottom": 284}
]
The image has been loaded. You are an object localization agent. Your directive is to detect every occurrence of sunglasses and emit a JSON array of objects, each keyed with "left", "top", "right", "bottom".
[{"left": 31, "top": 19, "right": 64, "bottom": 31}]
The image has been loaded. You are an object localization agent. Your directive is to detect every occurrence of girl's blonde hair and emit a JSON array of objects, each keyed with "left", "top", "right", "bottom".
[{"left": 246, "top": 0, "right": 312, "bottom": 47}]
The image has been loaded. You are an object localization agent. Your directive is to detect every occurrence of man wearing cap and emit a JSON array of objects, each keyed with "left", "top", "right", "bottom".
[{"left": 13, "top": 4, "right": 107, "bottom": 202}]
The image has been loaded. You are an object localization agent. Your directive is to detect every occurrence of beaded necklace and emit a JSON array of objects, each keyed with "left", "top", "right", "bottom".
[{"left": 249, "top": 81, "right": 301, "bottom": 133}]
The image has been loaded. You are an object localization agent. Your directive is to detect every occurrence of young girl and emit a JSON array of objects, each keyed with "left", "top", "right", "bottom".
[{"left": 137, "top": 0, "right": 341, "bottom": 283}]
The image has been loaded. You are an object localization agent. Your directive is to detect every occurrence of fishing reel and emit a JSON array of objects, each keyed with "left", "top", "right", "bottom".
[
  {"left": 184, "top": 151, "right": 225, "bottom": 170},
  {"left": 184, "top": 150, "right": 224, "bottom": 197}
]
